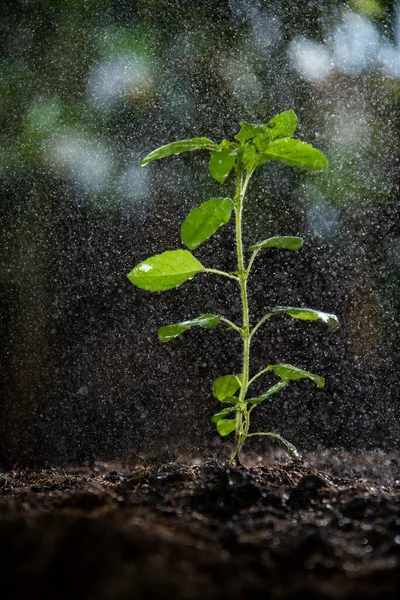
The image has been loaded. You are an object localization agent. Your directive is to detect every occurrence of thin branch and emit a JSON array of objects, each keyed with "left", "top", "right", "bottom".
[
  {"left": 247, "top": 432, "right": 302, "bottom": 461},
  {"left": 220, "top": 317, "right": 242, "bottom": 335},
  {"left": 204, "top": 268, "right": 240, "bottom": 282},
  {"left": 247, "top": 366, "right": 270, "bottom": 388},
  {"left": 246, "top": 248, "right": 259, "bottom": 276},
  {"left": 250, "top": 312, "right": 272, "bottom": 338}
]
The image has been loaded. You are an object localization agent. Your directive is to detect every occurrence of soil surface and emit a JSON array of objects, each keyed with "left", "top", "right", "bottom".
[{"left": 1, "top": 450, "right": 400, "bottom": 599}]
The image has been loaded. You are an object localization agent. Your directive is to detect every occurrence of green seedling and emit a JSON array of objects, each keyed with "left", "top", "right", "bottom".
[{"left": 128, "top": 110, "right": 339, "bottom": 465}]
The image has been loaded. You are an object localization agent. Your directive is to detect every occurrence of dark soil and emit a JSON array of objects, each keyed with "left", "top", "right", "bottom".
[{"left": 1, "top": 450, "right": 400, "bottom": 599}]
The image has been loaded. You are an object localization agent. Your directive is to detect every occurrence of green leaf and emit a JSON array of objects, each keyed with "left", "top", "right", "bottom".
[
  {"left": 269, "top": 307, "right": 340, "bottom": 330},
  {"left": 211, "top": 406, "right": 237, "bottom": 424},
  {"left": 158, "top": 314, "right": 221, "bottom": 343},
  {"left": 249, "top": 236, "right": 303, "bottom": 253},
  {"left": 254, "top": 110, "right": 297, "bottom": 150},
  {"left": 266, "top": 110, "right": 297, "bottom": 140},
  {"left": 263, "top": 138, "right": 328, "bottom": 171},
  {"left": 181, "top": 198, "right": 234, "bottom": 250},
  {"left": 216, "top": 419, "right": 237, "bottom": 437},
  {"left": 267, "top": 364, "right": 325, "bottom": 388},
  {"left": 247, "top": 381, "right": 288, "bottom": 405},
  {"left": 235, "top": 111, "right": 297, "bottom": 147},
  {"left": 218, "top": 139, "right": 237, "bottom": 150},
  {"left": 235, "top": 121, "right": 266, "bottom": 144},
  {"left": 208, "top": 148, "right": 237, "bottom": 183},
  {"left": 128, "top": 249, "right": 205, "bottom": 292},
  {"left": 140, "top": 138, "right": 218, "bottom": 166},
  {"left": 212, "top": 374, "right": 242, "bottom": 401},
  {"left": 218, "top": 395, "right": 240, "bottom": 405},
  {"left": 242, "top": 143, "right": 271, "bottom": 172}
]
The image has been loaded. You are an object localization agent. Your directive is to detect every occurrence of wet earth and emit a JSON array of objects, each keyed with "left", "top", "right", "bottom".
[{"left": 1, "top": 450, "right": 400, "bottom": 599}]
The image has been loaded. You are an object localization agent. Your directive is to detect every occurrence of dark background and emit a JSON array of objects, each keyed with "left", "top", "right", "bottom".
[{"left": 1, "top": 0, "right": 400, "bottom": 466}]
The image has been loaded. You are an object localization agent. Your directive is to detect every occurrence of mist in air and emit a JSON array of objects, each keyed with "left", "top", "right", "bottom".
[{"left": 1, "top": 0, "right": 400, "bottom": 466}]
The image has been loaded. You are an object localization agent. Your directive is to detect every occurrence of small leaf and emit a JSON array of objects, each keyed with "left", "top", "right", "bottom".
[
  {"left": 242, "top": 143, "right": 271, "bottom": 172},
  {"left": 242, "top": 143, "right": 257, "bottom": 163},
  {"left": 218, "top": 139, "right": 237, "bottom": 149},
  {"left": 246, "top": 154, "right": 271, "bottom": 171},
  {"left": 158, "top": 314, "right": 221, "bottom": 343},
  {"left": 235, "top": 111, "right": 297, "bottom": 147},
  {"left": 128, "top": 249, "right": 204, "bottom": 292},
  {"left": 263, "top": 138, "right": 328, "bottom": 171},
  {"left": 249, "top": 236, "right": 303, "bottom": 253},
  {"left": 254, "top": 110, "right": 297, "bottom": 150},
  {"left": 181, "top": 198, "right": 234, "bottom": 250},
  {"left": 235, "top": 121, "right": 266, "bottom": 144},
  {"left": 212, "top": 374, "right": 242, "bottom": 401},
  {"left": 247, "top": 381, "right": 288, "bottom": 405},
  {"left": 265, "top": 110, "right": 297, "bottom": 140},
  {"left": 218, "top": 396, "right": 240, "bottom": 405},
  {"left": 208, "top": 148, "right": 237, "bottom": 183},
  {"left": 269, "top": 307, "right": 340, "bottom": 330},
  {"left": 140, "top": 138, "right": 218, "bottom": 166},
  {"left": 211, "top": 407, "right": 237, "bottom": 424},
  {"left": 216, "top": 419, "right": 237, "bottom": 437},
  {"left": 267, "top": 364, "right": 325, "bottom": 388}
]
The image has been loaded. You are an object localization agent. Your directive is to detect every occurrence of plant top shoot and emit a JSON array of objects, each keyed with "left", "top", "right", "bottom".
[{"left": 128, "top": 110, "right": 339, "bottom": 465}]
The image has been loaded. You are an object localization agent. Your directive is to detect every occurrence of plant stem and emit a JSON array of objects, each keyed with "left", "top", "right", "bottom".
[{"left": 229, "top": 168, "right": 252, "bottom": 466}]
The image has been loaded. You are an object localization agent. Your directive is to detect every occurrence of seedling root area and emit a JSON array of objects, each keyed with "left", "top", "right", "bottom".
[{"left": 1, "top": 451, "right": 400, "bottom": 599}]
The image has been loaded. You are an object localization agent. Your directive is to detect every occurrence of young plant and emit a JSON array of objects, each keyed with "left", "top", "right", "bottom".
[{"left": 128, "top": 110, "right": 339, "bottom": 465}]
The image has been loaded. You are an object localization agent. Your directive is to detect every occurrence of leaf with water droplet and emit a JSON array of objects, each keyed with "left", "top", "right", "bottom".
[
  {"left": 140, "top": 138, "right": 218, "bottom": 166},
  {"left": 235, "top": 111, "right": 297, "bottom": 148},
  {"left": 267, "top": 364, "right": 325, "bottom": 388},
  {"left": 249, "top": 236, "right": 303, "bottom": 252},
  {"left": 212, "top": 374, "right": 242, "bottom": 401},
  {"left": 181, "top": 198, "right": 234, "bottom": 250},
  {"left": 269, "top": 307, "right": 339, "bottom": 329},
  {"left": 247, "top": 381, "right": 288, "bottom": 405},
  {"left": 127, "top": 250, "right": 205, "bottom": 292},
  {"left": 262, "top": 138, "right": 328, "bottom": 171},
  {"left": 254, "top": 110, "right": 297, "bottom": 150},
  {"left": 208, "top": 148, "right": 237, "bottom": 183},
  {"left": 235, "top": 121, "right": 267, "bottom": 144},
  {"left": 211, "top": 406, "right": 237, "bottom": 424},
  {"left": 242, "top": 143, "right": 271, "bottom": 171},
  {"left": 216, "top": 419, "right": 237, "bottom": 436},
  {"left": 158, "top": 314, "right": 221, "bottom": 342}
]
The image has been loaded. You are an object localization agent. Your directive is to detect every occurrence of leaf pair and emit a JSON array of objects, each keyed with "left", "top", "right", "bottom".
[
  {"left": 211, "top": 363, "right": 325, "bottom": 437},
  {"left": 210, "top": 374, "right": 242, "bottom": 436},
  {"left": 236, "top": 111, "right": 328, "bottom": 172},
  {"left": 235, "top": 110, "right": 297, "bottom": 145},
  {"left": 139, "top": 111, "right": 328, "bottom": 181},
  {"left": 138, "top": 136, "right": 237, "bottom": 184},
  {"left": 128, "top": 197, "right": 236, "bottom": 291},
  {"left": 156, "top": 305, "right": 339, "bottom": 344}
]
